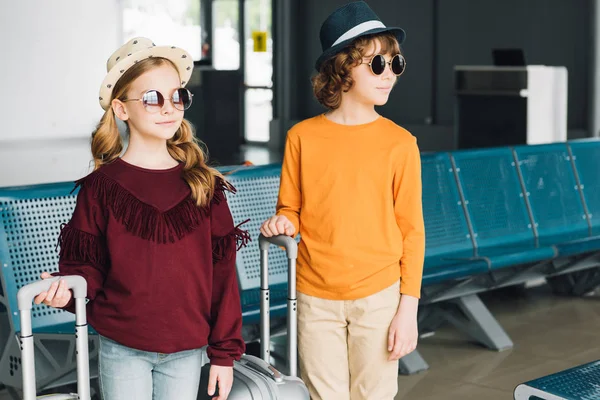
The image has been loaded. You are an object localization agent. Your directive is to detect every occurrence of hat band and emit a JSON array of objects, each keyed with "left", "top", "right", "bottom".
[{"left": 331, "top": 20, "right": 386, "bottom": 47}]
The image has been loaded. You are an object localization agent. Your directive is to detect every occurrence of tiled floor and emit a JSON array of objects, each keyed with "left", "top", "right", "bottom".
[
  {"left": 394, "top": 285, "right": 600, "bottom": 399},
  {"left": 2, "top": 284, "right": 599, "bottom": 399}
]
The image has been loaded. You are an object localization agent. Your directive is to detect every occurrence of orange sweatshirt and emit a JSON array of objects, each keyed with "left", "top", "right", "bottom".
[{"left": 276, "top": 114, "right": 425, "bottom": 300}]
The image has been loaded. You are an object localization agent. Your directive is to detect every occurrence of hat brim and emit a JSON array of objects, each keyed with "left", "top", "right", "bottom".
[
  {"left": 99, "top": 46, "right": 194, "bottom": 110},
  {"left": 315, "top": 27, "right": 406, "bottom": 71}
]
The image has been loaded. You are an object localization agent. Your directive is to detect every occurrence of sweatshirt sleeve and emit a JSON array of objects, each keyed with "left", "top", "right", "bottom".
[
  {"left": 207, "top": 180, "right": 248, "bottom": 366},
  {"left": 54, "top": 176, "right": 110, "bottom": 311},
  {"left": 393, "top": 137, "right": 426, "bottom": 298},
  {"left": 276, "top": 129, "right": 301, "bottom": 235}
]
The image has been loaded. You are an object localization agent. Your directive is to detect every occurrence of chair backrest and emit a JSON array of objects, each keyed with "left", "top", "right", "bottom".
[
  {"left": 513, "top": 143, "right": 590, "bottom": 242},
  {"left": 451, "top": 147, "right": 536, "bottom": 251},
  {"left": 225, "top": 164, "right": 294, "bottom": 291},
  {"left": 568, "top": 139, "right": 600, "bottom": 235},
  {"left": 0, "top": 182, "right": 79, "bottom": 333},
  {"left": 421, "top": 153, "right": 474, "bottom": 262}
]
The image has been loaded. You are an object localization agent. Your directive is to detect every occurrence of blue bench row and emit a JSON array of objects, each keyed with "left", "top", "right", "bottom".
[
  {"left": 1, "top": 139, "right": 599, "bottom": 393},
  {"left": 421, "top": 140, "right": 600, "bottom": 294},
  {"left": 229, "top": 140, "right": 600, "bottom": 317},
  {"left": 514, "top": 359, "right": 600, "bottom": 399},
  {"left": 224, "top": 139, "right": 600, "bottom": 375},
  {"left": 5, "top": 141, "right": 597, "bottom": 334}
]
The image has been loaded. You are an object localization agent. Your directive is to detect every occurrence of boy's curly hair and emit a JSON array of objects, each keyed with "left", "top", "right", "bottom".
[{"left": 312, "top": 32, "right": 401, "bottom": 110}]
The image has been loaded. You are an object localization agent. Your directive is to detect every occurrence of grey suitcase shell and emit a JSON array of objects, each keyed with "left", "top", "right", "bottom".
[
  {"left": 17, "top": 234, "right": 308, "bottom": 400},
  {"left": 199, "top": 234, "right": 309, "bottom": 400},
  {"left": 17, "top": 275, "right": 91, "bottom": 400}
]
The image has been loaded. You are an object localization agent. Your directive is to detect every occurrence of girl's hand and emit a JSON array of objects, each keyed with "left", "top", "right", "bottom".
[
  {"left": 207, "top": 364, "right": 234, "bottom": 400},
  {"left": 33, "top": 272, "right": 72, "bottom": 308}
]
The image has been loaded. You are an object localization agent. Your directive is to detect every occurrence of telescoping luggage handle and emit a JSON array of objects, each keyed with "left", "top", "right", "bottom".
[
  {"left": 17, "top": 275, "right": 91, "bottom": 400},
  {"left": 258, "top": 234, "right": 298, "bottom": 378}
]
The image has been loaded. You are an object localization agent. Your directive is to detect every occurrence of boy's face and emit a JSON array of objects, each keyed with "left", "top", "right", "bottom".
[{"left": 347, "top": 39, "right": 397, "bottom": 107}]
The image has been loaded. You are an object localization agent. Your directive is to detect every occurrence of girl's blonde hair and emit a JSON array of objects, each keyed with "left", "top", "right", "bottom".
[{"left": 91, "top": 57, "right": 225, "bottom": 208}]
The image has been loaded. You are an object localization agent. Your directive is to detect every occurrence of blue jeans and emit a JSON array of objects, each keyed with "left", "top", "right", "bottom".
[{"left": 99, "top": 335, "right": 204, "bottom": 400}]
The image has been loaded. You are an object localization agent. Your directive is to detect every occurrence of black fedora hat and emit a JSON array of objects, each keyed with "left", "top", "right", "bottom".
[{"left": 315, "top": 1, "right": 406, "bottom": 71}]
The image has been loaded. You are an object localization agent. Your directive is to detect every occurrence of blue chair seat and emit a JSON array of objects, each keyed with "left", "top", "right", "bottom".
[
  {"left": 423, "top": 250, "right": 489, "bottom": 286},
  {"left": 554, "top": 236, "right": 600, "bottom": 257},
  {"left": 514, "top": 359, "right": 600, "bottom": 400},
  {"left": 423, "top": 260, "right": 489, "bottom": 286},
  {"left": 537, "top": 230, "right": 600, "bottom": 258},
  {"left": 475, "top": 244, "right": 557, "bottom": 270},
  {"left": 539, "top": 230, "right": 591, "bottom": 248}
]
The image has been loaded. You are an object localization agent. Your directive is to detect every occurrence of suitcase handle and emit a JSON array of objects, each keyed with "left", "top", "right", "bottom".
[
  {"left": 17, "top": 275, "right": 87, "bottom": 311},
  {"left": 240, "top": 354, "right": 284, "bottom": 383},
  {"left": 258, "top": 234, "right": 298, "bottom": 258},
  {"left": 17, "top": 275, "right": 91, "bottom": 400},
  {"left": 258, "top": 234, "right": 298, "bottom": 377}
]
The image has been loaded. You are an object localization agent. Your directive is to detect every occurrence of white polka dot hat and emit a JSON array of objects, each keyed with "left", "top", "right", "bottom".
[{"left": 99, "top": 37, "right": 194, "bottom": 110}]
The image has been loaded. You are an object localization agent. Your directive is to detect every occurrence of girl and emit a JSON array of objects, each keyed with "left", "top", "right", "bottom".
[
  {"left": 33, "top": 37, "right": 247, "bottom": 400},
  {"left": 260, "top": 2, "right": 425, "bottom": 399}
]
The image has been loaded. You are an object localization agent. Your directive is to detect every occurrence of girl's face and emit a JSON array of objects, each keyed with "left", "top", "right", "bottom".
[
  {"left": 347, "top": 39, "right": 398, "bottom": 107},
  {"left": 115, "top": 64, "right": 185, "bottom": 141}
]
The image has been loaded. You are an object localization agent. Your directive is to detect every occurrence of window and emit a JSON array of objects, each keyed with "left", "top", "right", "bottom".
[
  {"left": 212, "top": 0, "right": 240, "bottom": 70},
  {"left": 244, "top": 0, "right": 272, "bottom": 142},
  {"left": 122, "top": 0, "right": 208, "bottom": 62}
]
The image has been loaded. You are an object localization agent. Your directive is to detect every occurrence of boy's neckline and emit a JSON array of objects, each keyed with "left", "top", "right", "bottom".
[{"left": 320, "top": 113, "right": 382, "bottom": 129}]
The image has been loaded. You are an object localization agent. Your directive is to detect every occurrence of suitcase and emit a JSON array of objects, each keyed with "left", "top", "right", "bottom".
[
  {"left": 17, "top": 275, "right": 91, "bottom": 400},
  {"left": 17, "top": 234, "right": 309, "bottom": 400},
  {"left": 198, "top": 234, "right": 309, "bottom": 400}
]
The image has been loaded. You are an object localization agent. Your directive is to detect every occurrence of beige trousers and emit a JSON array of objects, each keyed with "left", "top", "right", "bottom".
[{"left": 297, "top": 281, "right": 401, "bottom": 400}]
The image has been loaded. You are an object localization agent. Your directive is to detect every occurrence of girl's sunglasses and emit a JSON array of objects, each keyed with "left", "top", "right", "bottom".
[
  {"left": 367, "top": 54, "right": 406, "bottom": 76},
  {"left": 123, "top": 88, "right": 193, "bottom": 113}
]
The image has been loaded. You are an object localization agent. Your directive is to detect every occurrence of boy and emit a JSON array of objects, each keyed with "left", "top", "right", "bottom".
[{"left": 260, "top": 2, "right": 425, "bottom": 399}]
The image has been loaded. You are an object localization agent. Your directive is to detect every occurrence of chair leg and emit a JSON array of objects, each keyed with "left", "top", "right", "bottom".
[
  {"left": 6, "top": 386, "right": 21, "bottom": 400},
  {"left": 441, "top": 294, "right": 513, "bottom": 351},
  {"left": 398, "top": 349, "right": 429, "bottom": 375}
]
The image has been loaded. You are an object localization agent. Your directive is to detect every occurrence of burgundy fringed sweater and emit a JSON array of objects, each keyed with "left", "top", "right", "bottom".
[{"left": 55, "top": 158, "right": 248, "bottom": 366}]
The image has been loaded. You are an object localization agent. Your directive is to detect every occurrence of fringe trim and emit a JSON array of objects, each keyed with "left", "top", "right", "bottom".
[
  {"left": 212, "top": 219, "right": 251, "bottom": 263},
  {"left": 75, "top": 173, "right": 237, "bottom": 244},
  {"left": 57, "top": 223, "right": 108, "bottom": 267},
  {"left": 212, "top": 177, "right": 236, "bottom": 205}
]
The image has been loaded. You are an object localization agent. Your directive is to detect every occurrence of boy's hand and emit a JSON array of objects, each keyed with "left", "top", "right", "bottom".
[
  {"left": 387, "top": 295, "right": 419, "bottom": 361},
  {"left": 260, "top": 215, "right": 295, "bottom": 237},
  {"left": 207, "top": 365, "right": 233, "bottom": 400},
  {"left": 33, "top": 272, "right": 72, "bottom": 308}
]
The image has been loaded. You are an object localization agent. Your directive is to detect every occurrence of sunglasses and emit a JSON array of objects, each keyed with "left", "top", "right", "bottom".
[
  {"left": 366, "top": 54, "right": 406, "bottom": 76},
  {"left": 123, "top": 88, "right": 193, "bottom": 113}
]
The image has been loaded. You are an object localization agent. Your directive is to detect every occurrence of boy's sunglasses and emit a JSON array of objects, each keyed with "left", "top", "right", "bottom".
[
  {"left": 123, "top": 88, "right": 193, "bottom": 113},
  {"left": 367, "top": 54, "right": 406, "bottom": 76}
]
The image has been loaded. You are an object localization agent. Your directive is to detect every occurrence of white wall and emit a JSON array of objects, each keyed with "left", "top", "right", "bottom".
[{"left": 0, "top": 0, "right": 121, "bottom": 186}]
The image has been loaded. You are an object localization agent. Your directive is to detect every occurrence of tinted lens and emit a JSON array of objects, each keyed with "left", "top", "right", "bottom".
[
  {"left": 370, "top": 55, "right": 386, "bottom": 75},
  {"left": 392, "top": 54, "right": 406, "bottom": 76},
  {"left": 142, "top": 90, "right": 164, "bottom": 113},
  {"left": 173, "top": 88, "right": 193, "bottom": 111}
]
